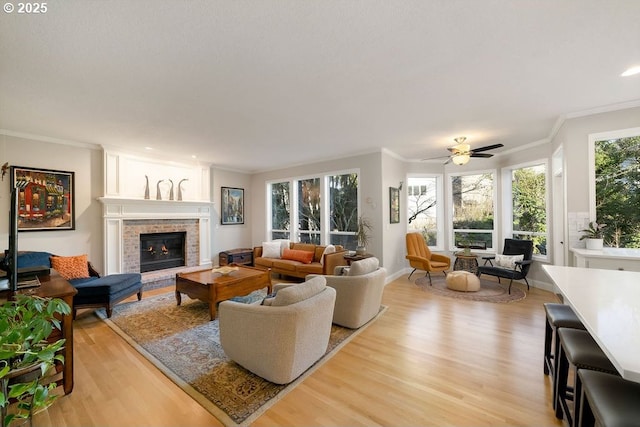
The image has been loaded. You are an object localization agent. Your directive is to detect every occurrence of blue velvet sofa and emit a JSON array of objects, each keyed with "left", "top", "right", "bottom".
[{"left": 16, "top": 251, "right": 143, "bottom": 318}]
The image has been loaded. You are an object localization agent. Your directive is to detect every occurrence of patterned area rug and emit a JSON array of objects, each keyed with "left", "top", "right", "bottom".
[
  {"left": 415, "top": 274, "right": 526, "bottom": 303},
  {"left": 97, "top": 291, "right": 386, "bottom": 426}
]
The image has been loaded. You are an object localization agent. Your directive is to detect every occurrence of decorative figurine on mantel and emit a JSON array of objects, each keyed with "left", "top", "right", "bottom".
[
  {"left": 169, "top": 179, "right": 174, "bottom": 200},
  {"left": 156, "top": 179, "right": 164, "bottom": 200},
  {"left": 177, "top": 178, "right": 189, "bottom": 201},
  {"left": 144, "top": 175, "right": 150, "bottom": 199}
]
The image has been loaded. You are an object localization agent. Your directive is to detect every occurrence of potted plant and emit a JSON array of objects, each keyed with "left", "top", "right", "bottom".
[
  {"left": 0, "top": 294, "right": 70, "bottom": 427},
  {"left": 355, "top": 216, "right": 373, "bottom": 255},
  {"left": 579, "top": 221, "right": 606, "bottom": 250}
]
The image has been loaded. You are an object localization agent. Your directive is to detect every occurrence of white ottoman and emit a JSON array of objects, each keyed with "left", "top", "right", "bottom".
[{"left": 446, "top": 270, "right": 481, "bottom": 292}]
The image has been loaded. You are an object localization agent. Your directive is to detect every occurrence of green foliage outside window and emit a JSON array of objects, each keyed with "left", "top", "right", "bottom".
[{"left": 595, "top": 136, "right": 640, "bottom": 248}]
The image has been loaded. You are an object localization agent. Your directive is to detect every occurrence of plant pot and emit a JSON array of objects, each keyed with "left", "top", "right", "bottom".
[
  {"left": 355, "top": 246, "right": 367, "bottom": 255},
  {"left": 585, "top": 238, "right": 604, "bottom": 250}
]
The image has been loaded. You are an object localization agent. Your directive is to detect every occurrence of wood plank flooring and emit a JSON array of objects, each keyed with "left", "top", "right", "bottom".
[{"left": 34, "top": 274, "right": 564, "bottom": 426}]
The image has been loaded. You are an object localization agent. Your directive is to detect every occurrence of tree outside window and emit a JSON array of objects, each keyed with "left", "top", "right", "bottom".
[
  {"left": 270, "top": 181, "right": 290, "bottom": 240},
  {"left": 407, "top": 176, "right": 438, "bottom": 246},
  {"left": 450, "top": 172, "right": 495, "bottom": 249},
  {"left": 329, "top": 173, "right": 359, "bottom": 249},
  {"left": 595, "top": 135, "right": 640, "bottom": 248},
  {"left": 511, "top": 164, "right": 547, "bottom": 255},
  {"left": 298, "top": 178, "right": 321, "bottom": 244}
]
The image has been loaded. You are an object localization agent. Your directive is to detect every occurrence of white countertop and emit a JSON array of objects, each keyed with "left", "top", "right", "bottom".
[
  {"left": 542, "top": 265, "right": 640, "bottom": 382},
  {"left": 571, "top": 247, "right": 640, "bottom": 260}
]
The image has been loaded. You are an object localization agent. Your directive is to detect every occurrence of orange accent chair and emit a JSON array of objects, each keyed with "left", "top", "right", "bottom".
[{"left": 405, "top": 232, "right": 451, "bottom": 284}]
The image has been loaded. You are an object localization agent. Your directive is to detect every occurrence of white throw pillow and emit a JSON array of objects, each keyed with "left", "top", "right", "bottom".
[
  {"left": 495, "top": 254, "right": 524, "bottom": 269},
  {"left": 272, "top": 239, "right": 291, "bottom": 256},
  {"left": 262, "top": 241, "right": 281, "bottom": 259},
  {"left": 320, "top": 244, "right": 336, "bottom": 266}
]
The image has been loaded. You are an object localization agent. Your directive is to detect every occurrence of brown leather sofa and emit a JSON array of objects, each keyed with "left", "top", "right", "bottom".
[{"left": 253, "top": 242, "right": 348, "bottom": 279}]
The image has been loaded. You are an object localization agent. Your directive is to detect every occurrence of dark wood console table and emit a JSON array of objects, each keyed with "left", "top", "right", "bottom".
[{"left": 0, "top": 272, "right": 77, "bottom": 394}]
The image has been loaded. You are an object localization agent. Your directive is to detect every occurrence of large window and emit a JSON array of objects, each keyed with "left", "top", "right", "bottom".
[
  {"left": 449, "top": 171, "right": 496, "bottom": 250},
  {"left": 268, "top": 170, "right": 359, "bottom": 248},
  {"left": 590, "top": 129, "right": 640, "bottom": 248},
  {"left": 407, "top": 175, "right": 442, "bottom": 248},
  {"left": 505, "top": 162, "right": 548, "bottom": 256}
]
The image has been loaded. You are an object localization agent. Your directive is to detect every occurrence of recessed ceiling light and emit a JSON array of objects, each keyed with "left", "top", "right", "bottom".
[
  {"left": 621, "top": 66, "right": 640, "bottom": 77},
  {"left": 144, "top": 146, "right": 153, "bottom": 150},
  {"left": 191, "top": 155, "right": 197, "bottom": 159}
]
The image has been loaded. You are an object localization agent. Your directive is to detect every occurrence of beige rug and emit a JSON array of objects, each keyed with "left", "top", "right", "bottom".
[
  {"left": 97, "top": 291, "right": 386, "bottom": 426},
  {"left": 415, "top": 274, "right": 527, "bottom": 303}
]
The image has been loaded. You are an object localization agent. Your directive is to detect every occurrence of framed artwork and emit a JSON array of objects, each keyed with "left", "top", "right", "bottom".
[
  {"left": 221, "top": 187, "right": 244, "bottom": 225},
  {"left": 389, "top": 186, "right": 400, "bottom": 224},
  {"left": 10, "top": 166, "right": 75, "bottom": 231}
]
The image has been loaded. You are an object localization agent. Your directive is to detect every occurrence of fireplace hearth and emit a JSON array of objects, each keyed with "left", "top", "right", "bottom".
[{"left": 140, "top": 232, "right": 186, "bottom": 273}]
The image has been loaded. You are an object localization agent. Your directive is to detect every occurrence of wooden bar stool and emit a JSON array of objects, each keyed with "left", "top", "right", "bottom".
[
  {"left": 555, "top": 328, "right": 619, "bottom": 427},
  {"left": 577, "top": 370, "right": 640, "bottom": 427},
  {"left": 544, "top": 303, "right": 586, "bottom": 378}
]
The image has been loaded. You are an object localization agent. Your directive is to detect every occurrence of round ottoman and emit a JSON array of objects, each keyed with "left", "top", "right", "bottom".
[{"left": 446, "top": 270, "right": 481, "bottom": 292}]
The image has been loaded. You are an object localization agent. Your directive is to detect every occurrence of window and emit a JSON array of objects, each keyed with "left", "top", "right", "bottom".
[
  {"left": 449, "top": 171, "right": 496, "bottom": 250},
  {"left": 506, "top": 162, "right": 548, "bottom": 256},
  {"left": 407, "top": 175, "right": 442, "bottom": 248},
  {"left": 329, "top": 173, "right": 359, "bottom": 249},
  {"left": 590, "top": 128, "right": 640, "bottom": 248},
  {"left": 268, "top": 170, "right": 359, "bottom": 248},
  {"left": 269, "top": 181, "right": 290, "bottom": 240}
]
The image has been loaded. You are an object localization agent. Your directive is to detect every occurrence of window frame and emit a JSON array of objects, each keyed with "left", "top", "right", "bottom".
[
  {"left": 406, "top": 173, "right": 444, "bottom": 251},
  {"left": 447, "top": 169, "right": 498, "bottom": 252},
  {"left": 501, "top": 159, "right": 550, "bottom": 262},
  {"left": 266, "top": 168, "right": 360, "bottom": 246}
]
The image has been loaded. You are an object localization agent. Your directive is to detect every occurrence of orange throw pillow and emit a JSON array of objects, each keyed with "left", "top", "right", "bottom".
[
  {"left": 281, "top": 248, "right": 314, "bottom": 264},
  {"left": 50, "top": 254, "right": 90, "bottom": 280}
]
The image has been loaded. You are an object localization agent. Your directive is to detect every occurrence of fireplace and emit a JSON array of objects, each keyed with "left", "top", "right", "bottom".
[{"left": 139, "top": 232, "right": 186, "bottom": 273}]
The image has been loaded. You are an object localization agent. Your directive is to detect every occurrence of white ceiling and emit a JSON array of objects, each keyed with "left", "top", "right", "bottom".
[{"left": 1, "top": 1, "right": 639, "bottom": 172}]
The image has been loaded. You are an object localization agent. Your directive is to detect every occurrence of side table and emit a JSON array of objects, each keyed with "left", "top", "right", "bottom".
[
  {"left": 453, "top": 252, "right": 479, "bottom": 274},
  {"left": 343, "top": 253, "right": 374, "bottom": 265}
]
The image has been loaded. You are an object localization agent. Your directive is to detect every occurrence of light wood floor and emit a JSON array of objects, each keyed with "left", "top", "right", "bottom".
[{"left": 34, "top": 274, "right": 564, "bottom": 426}]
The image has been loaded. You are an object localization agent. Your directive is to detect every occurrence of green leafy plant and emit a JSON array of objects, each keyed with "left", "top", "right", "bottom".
[
  {"left": 0, "top": 294, "right": 70, "bottom": 427},
  {"left": 579, "top": 221, "right": 606, "bottom": 240}
]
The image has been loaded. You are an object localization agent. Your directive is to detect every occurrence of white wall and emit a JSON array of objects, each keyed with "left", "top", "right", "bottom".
[
  {"left": 0, "top": 135, "right": 104, "bottom": 271},
  {"left": 211, "top": 168, "right": 252, "bottom": 265}
]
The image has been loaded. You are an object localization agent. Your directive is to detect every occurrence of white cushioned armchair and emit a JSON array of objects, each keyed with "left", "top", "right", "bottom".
[
  {"left": 219, "top": 276, "right": 336, "bottom": 384},
  {"left": 308, "top": 257, "right": 386, "bottom": 329}
]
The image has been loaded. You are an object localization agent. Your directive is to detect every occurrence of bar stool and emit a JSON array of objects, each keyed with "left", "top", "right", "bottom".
[
  {"left": 555, "top": 328, "right": 619, "bottom": 427},
  {"left": 543, "top": 303, "right": 586, "bottom": 377},
  {"left": 577, "top": 370, "right": 640, "bottom": 427}
]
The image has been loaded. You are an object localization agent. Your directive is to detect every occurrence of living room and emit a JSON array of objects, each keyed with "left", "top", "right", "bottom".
[{"left": 2, "top": 2, "right": 640, "bottom": 426}]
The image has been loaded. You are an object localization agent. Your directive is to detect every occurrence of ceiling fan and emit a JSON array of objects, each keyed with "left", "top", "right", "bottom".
[{"left": 423, "top": 137, "right": 504, "bottom": 165}]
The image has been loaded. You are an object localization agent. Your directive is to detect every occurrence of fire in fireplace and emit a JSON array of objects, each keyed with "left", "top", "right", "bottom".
[{"left": 139, "top": 232, "right": 186, "bottom": 273}]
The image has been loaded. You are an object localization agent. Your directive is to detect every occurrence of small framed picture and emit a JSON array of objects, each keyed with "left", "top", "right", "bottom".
[
  {"left": 221, "top": 187, "right": 244, "bottom": 225},
  {"left": 10, "top": 166, "right": 75, "bottom": 231},
  {"left": 389, "top": 186, "right": 400, "bottom": 224}
]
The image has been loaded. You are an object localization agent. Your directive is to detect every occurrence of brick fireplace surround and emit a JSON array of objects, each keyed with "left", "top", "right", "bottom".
[{"left": 98, "top": 197, "right": 213, "bottom": 289}]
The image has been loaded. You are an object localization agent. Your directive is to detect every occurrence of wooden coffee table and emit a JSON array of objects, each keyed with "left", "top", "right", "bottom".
[{"left": 175, "top": 265, "right": 272, "bottom": 320}]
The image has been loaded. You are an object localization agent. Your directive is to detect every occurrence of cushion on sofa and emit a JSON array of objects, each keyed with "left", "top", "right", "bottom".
[
  {"left": 348, "top": 257, "right": 379, "bottom": 276},
  {"left": 70, "top": 273, "right": 142, "bottom": 297},
  {"left": 16, "top": 251, "right": 54, "bottom": 268},
  {"left": 271, "top": 259, "right": 299, "bottom": 272},
  {"left": 271, "top": 276, "right": 326, "bottom": 306},
  {"left": 262, "top": 241, "right": 281, "bottom": 258},
  {"left": 50, "top": 254, "right": 90, "bottom": 279},
  {"left": 282, "top": 248, "right": 314, "bottom": 264}
]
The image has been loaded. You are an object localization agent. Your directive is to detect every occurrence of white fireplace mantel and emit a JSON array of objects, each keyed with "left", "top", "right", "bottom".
[{"left": 98, "top": 197, "right": 214, "bottom": 275}]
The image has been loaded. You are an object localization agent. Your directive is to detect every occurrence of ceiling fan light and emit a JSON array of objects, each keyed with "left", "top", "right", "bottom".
[{"left": 452, "top": 154, "right": 470, "bottom": 165}]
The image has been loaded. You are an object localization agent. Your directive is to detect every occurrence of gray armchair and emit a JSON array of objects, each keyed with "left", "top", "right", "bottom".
[
  {"left": 219, "top": 276, "right": 336, "bottom": 384},
  {"left": 308, "top": 257, "right": 385, "bottom": 329}
]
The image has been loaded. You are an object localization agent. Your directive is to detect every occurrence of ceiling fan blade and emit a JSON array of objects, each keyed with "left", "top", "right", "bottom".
[
  {"left": 470, "top": 143, "right": 504, "bottom": 154},
  {"left": 470, "top": 153, "right": 493, "bottom": 158},
  {"left": 422, "top": 155, "right": 451, "bottom": 161},
  {"left": 443, "top": 158, "right": 452, "bottom": 165}
]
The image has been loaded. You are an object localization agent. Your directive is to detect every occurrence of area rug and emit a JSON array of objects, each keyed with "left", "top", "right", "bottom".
[
  {"left": 97, "top": 291, "right": 386, "bottom": 426},
  {"left": 415, "top": 274, "right": 526, "bottom": 303}
]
